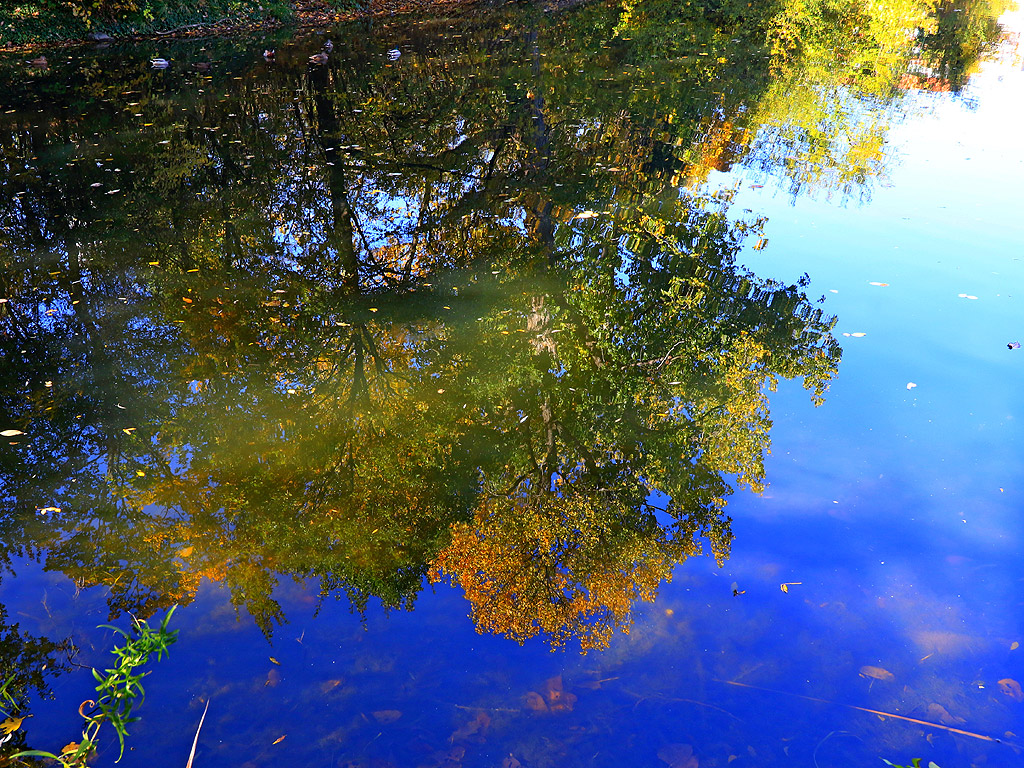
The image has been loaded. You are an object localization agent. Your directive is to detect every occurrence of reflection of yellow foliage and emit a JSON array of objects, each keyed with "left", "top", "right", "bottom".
[{"left": 430, "top": 491, "right": 684, "bottom": 651}]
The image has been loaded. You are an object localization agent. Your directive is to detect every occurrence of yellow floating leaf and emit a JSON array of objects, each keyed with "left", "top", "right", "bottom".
[
  {"left": 61, "top": 742, "right": 79, "bottom": 755},
  {"left": 1, "top": 716, "right": 24, "bottom": 735},
  {"left": 272, "top": 735, "right": 286, "bottom": 745},
  {"left": 1, "top": 429, "right": 25, "bottom": 437},
  {"left": 269, "top": 657, "right": 280, "bottom": 665},
  {"left": 1011, "top": 642, "right": 1019, "bottom": 651},
  {"left": 859, "top": 665, "right": 895, "bottom": 682},
  {"left": 178, "top": 546, "right": 194, "bottom": 558}
]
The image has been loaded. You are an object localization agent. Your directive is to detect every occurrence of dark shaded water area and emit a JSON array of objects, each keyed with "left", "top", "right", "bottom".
[{"left": 1, "top": 0, "right": 1023, "bottom": 765}]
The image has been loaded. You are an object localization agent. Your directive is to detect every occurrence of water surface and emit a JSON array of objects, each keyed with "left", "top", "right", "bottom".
[{"left": 1, "top": 1, "right": 1022, "bottom": 766}]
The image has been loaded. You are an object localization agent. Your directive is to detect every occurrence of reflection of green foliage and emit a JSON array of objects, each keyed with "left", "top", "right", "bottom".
[
  {"left": 0, "top": 606, "right": 72, "bottom": 756},
  {"left": 0, "top": 0, "right": 291, "bottom": 43},
  {"left": 919, "top": 0, "right": 1015, "bottom": 88},
  {"left": 0, "top": 2, "right": 859, "bottom": 650}
]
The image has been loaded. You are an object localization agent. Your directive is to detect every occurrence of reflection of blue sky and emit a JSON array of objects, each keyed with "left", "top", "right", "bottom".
[{"left": 674, "top": 14, "right": 1024, "bottom": 756}]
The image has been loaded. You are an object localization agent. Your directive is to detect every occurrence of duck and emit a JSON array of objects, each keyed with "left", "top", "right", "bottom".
[
  {"left": 323, "top": 39, "right": 334, "bottom": 52},
  {"left": 309, "top": 52, "right": 328, "bottom": 65},
  {"left": 263, "top": 49, "right": 276, "bottom": 60},
  {"left": 150, "top": 58, "right": 170, "bottom": 69}
]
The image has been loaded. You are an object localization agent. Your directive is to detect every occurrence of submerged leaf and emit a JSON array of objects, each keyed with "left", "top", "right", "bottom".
[
  {"left": 523, "top": 691, "right": 548, "bottom": 713},
  {"left": 658, "top": 743, "right": 699, "bottom": 768},
  {"left": 997, "top": 678, "right": 1023, "bottom": 701},
  {"left": 926, "top": 703, "right": 965, "bottom": 725},
  {"left": 859, "top": 665, "right": 895, "bottom": 682}
]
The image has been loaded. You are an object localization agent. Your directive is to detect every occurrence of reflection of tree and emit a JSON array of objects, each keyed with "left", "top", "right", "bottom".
[
  {"left": 0, "top": 0, "right": 900, "bottom": 653},
  {"left": 0, "top": 605, "right": 72, "bottom": 751},
  {"left": 427, "top": 188, "right": 839, "bottom": 648}
]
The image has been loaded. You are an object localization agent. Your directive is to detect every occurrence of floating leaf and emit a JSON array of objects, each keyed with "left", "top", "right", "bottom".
[
  {"left": 1012, "top": 642, "right": 1019, "bottom": 651},
  {"left": 272, "top": 735, "right": 286, "bottom": 745},
  {"left": 1, "top": 429, "right": 24, "bottom": 437},
  {"left": 178, "top": 546, "right": 194, "bottom": 558},
  {"left": 372, "top": 709, "right": 402, "bottom": 724},
  {"left": 269, "top": 657, "right": 280, "bottom": 665},
  {"left": 997, "top": 678, "right": 1023, "bottom": 701},
  {"left": 0, "top": 716, "right": 24, "bottom": 735},
  {"left": 859, "top": 665, "right": 895, "bottom": 682},
  {"left": 906, "top": 382, "right": 917, "bottom": 390},
  {"left": 869, "top": 282, "right": 890, "bottom": 287}
]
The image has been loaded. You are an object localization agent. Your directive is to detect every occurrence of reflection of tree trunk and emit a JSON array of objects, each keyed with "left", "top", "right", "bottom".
[
  {"left": 310, "top": 66, "right": 359, "bottom": 293},
  {"left": 525, "top": 28, "right": 555, "bottom": 269}
]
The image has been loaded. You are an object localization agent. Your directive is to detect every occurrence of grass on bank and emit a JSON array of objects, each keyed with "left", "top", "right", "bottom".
[{"left": 0, "top": 0, "right": 362, "bottom": 46}]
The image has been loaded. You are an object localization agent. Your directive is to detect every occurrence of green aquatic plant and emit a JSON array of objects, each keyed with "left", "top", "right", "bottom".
[
  {"left": 882, "top": 759, "right": 942, "bottom": 768},
  {"left": 11, "top": 607, "right": 178, "bottom": 767}
]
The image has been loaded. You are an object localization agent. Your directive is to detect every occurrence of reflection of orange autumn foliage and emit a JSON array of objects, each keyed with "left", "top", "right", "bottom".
[
  {"left": 897, "top": 73, "right": 952, "bottom": 91},
  {"left": 680, "top": 117, "right": 749, "bottom": 187},
  {"left": 430, "top": 491, "right": 683, "bottom": 651}
]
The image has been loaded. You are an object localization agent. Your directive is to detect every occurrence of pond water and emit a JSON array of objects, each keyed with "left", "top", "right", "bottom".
[{"left": 1, "top": 1, "right": 1023, "bottom": 766}]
